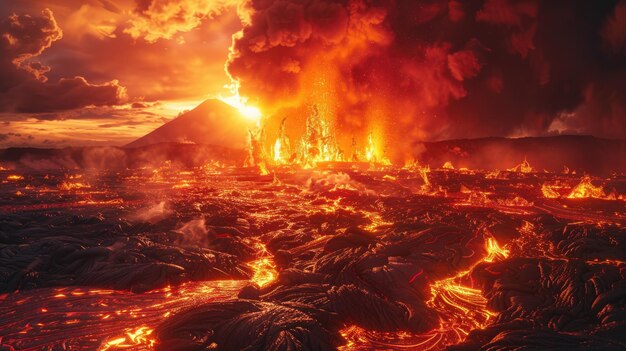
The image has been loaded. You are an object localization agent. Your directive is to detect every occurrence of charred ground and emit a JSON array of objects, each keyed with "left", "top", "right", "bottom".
[{"left": 0, "top": 160, "right": 625, "bottom": 350}]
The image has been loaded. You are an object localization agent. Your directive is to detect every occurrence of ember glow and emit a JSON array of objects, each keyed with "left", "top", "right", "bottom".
[
  {"left": 218, "top": 93, "right": 263, "bottom": 123},
  {"left": 2, "top": 1, "right": 626, "bottom": 351},
  {"left": 1, "top": 165, "right": 625, "bottom": 350}
]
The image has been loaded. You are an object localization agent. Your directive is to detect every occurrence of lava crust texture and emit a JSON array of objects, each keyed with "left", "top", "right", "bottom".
[{"left": 1, "top": 166, "right": 625, "bottom": 350}]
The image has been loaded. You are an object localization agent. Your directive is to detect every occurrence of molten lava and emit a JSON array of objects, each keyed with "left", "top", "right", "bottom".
[
  {"left": 296, "top": 104, "right": 343, "bottom": 167},
  {"left": 567, "top": 176, "right": 609, "bottom": 199},
  {"left": 1, "top": 159, "right": 625, "bottom": 350},
  {"left": 340, "top": 237, "right": 508, "bottom": 350},
  {"left": 246, "top": 101, "right": 392, "bottom": 172},
  {"left": 507, "top": 158, "right": 534, "bottom": 173}
]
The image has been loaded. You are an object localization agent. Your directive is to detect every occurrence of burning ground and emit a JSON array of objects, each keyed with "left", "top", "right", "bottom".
[{"left": 1, "top": 162, "right": 625, "bottom": 350}]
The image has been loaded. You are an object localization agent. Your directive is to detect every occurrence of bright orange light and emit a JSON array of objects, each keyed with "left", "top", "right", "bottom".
[
  {"left": 340, "top": 237, "right": 506, "bottom": 350},
  {"left": 567, "top": 176, "right": 606, "bottom": 199},
  {"left": 507, "top": 158, "right": 534, "bottom": 173},
  {"left": 218, "top": 94, "right": 262, "bottom": 122},
  {"left": 365, "top": 133, "right": 375, "bottom": 162},
  {"left": 99, "top": 326, "right": 155, "bottom": 350},
  {"left": 7, "top": 174, "right": 24, "bottom": 181},
  {"left": 58, "top": 182, "right": 91, "bottom": 191},
  {"left": 442, "top": 161, "right": 455, "bottom": 170},
  {"left": 484, "top": 237, "right": 510, "bottom": 263},
  {"left": 541, "top": 184, "right": 561, "bottom": 198},
  {"left": 247, "top": 241, "right": 277, "bottom": 287},
  {"left": 273, "top": 138, "right": 282, "bottom": 163}
]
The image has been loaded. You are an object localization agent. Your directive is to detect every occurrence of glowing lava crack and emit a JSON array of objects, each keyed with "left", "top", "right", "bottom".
[{"left": 1, "top": 165, "right": 625, "bottom": 351}]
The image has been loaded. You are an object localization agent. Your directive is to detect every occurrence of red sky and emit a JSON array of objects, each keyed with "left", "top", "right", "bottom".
[
  {"left": 0, "top": 0, "right": 243, "bottom": 147},
  {"left": 1, "top": 0, "right": 625, "bottom": 149}
]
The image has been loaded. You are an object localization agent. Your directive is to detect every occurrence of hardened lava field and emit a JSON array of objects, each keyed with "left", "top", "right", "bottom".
[{"left": 1, "top": 164, "right": 626, "bottom": 350}]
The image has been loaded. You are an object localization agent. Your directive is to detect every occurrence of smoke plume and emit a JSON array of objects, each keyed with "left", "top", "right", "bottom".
[{"left": 225, "top": 0, "right": 626, "bottom": 159}]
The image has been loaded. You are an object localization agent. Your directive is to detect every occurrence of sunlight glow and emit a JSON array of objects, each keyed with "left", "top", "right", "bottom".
[{"left": 218, "top": 94, "right": 262, "bottom": 122}]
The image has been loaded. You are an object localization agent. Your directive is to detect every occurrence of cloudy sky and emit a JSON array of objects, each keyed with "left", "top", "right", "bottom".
[
  {"left": 1, "top": 0, "right": 625, "bottom": 148},
  {"left": 0, "top": 0, "right": 241, "bottom": 147}
]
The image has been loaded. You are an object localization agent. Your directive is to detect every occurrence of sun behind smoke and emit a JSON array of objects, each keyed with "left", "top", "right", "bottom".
[{"left": 218, "top": 93, "right": 262, "bottom": 122}]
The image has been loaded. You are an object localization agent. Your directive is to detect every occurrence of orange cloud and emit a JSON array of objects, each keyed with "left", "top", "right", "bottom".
[
  {"left": 0, "top": 1, "right": 246, "bottom": 146},
  {"left": 0, "top": 1, "right": 245, "bottom": 112},
  {"left": 0, "top": 8, "right": 127, "bottom": 113},
  {"left": 3, "top": 0, "right": 626, "bottom": 148},
  {"left": 126, "top": 0, "right": 247, "bottom": 42}
]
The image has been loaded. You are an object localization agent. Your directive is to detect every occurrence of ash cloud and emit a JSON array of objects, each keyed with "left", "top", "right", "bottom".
[
  {"left": 226, "top": 0, "right": 626, "bottom": 147},
  {"left": 0, "top": 9, "right": 127, "bottom": 114}
]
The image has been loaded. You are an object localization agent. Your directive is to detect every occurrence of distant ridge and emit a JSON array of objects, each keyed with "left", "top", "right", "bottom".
[
  {"left": 417, "top": 135, "right": 626, "bottom": 175},
  {"left": 126, "top": 99, "right": 255, "bottom": 149}
]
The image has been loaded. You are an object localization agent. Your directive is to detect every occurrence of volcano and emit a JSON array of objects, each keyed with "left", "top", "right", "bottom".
[{"left": 126, "top": 99, "right": 255, "bottom": 149}]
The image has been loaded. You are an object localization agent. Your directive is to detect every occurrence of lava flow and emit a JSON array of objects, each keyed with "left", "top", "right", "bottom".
[
  {"left": 340, "top": 238, "right": 508, "bottom": 350},
  {"left": 3, "top": 0, "right": 626, "bottom": 349},
  {"left": 1, "top": 158, "right": 626, "bottom": 350}
]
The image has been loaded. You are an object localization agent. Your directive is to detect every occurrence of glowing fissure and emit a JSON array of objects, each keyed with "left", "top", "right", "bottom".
[
  {"left": 97, "top": 239, "right": 278, "bottom": 350},
  {"left": 1, "top": 165, "right": 624, "bottom": 350},
  {"left": 246, "top": 240, "right": 278, "bottom": 288},
  {"left": 340, "top": 237, "right": 508, "bottom": 350}
]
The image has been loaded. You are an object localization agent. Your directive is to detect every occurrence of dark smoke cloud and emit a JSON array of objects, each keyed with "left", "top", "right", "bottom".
[
  {"left": 227, "top": 0, "right": 626, "bottom": 149},
  {"left": 6, "top": 77, "right": 126, "bottom": 113},
  {"left": 602, "top": 0, "right": 626, "bottom": 55},
  {"left": 0, "top": 9, "right": 127, "bottom": 113}
]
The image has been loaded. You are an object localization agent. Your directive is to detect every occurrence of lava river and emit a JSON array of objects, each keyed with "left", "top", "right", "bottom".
[{"left": 1, "top": 165, "right": 625, "bottom": 350}]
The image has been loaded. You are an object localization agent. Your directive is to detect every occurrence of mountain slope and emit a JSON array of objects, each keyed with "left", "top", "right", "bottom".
[{"left": 126, "top": 99, "right": 255, "bottom": 149}]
